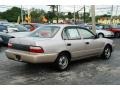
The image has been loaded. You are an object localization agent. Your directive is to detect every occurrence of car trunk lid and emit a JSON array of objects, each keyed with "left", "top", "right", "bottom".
[{"left": 9, "top": 37, "right": 51, "bottom": 52}]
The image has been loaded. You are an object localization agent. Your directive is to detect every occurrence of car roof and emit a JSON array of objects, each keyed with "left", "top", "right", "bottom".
[
  {"left": 38, "top": 24, "right": 90, "bottom": 31},
  {"left": 45, "top": 24, "right": 80, "bottom": 27}
]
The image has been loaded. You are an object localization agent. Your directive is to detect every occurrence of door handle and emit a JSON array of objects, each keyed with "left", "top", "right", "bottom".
[
  {"left": 85, "top": 42, "right": 89, "bottom": 44},
  {"left": 67, "top": 43, "right": 71, "bottom": 46}
]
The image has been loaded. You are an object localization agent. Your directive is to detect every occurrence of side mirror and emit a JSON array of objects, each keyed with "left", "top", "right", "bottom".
[{"left": 3, "top": 30, "right": 8, "bottom": 33}]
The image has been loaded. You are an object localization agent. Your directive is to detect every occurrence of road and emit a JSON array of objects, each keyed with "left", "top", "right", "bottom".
[{"left": 0, "top": 38, "right": 120, "bottom": 85}]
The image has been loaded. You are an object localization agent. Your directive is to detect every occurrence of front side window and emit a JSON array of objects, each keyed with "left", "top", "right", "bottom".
[
  {"left": 78, "top": 28, "right": 95, "bottom": 39},
  {"left": 63, "top": 27, "right": 80, "bottom": 40},
  {"left": 103, "top": 25, "right": 110, "bottom": 29},
  {"left": 30, "top": 26, "right": 60, "bottom": 38}
]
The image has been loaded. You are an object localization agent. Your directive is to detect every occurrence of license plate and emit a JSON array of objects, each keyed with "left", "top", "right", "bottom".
[{"left": 15, "top": 55, "right": 21, "bottom": 61}]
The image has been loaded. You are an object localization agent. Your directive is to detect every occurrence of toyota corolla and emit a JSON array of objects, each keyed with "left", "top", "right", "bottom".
[{"left": 5, "top": 24, "right": 114, "bottom": 71}]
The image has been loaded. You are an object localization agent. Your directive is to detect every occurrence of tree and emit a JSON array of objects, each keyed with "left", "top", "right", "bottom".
[
  {"left": 67, "top": 12, "right": 73, "bottom": 19},
  {"left": 0, "top": 7, "right": 21, "bottom": 22},
  {"left": 48, "top": 5, "right": 58, "bottom": 23},
  {"left": 59, "top": 12, "right": 65, "bottom": 20},
  {"left": 45, "top": 11, "right": 55, "bottom": 23},
  {"left": 30, "top": 8, "right": 46, "bottom": 23},
  {"left": 0, "top": 12, "right": 2, "bottom": 19},
  {"left": 80, "top": 12, "right": 91, "bottom": 23},
  {"left": 48, "top": 5, "right": 57, "bottom": 14}
]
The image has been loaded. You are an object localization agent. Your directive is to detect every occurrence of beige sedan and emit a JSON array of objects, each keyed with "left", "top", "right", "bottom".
[{"left": 6, "top": 24, "right": 114, "bottom": 71}]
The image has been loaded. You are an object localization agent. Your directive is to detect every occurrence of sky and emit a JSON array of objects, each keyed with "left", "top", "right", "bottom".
[{"left": 0, "top": 5, "right": 120, "bottom": 16}]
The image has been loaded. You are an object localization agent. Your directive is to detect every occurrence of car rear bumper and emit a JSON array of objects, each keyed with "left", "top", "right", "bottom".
[{"left": 5, "top": 49, "right": 58, "bottom": 63}]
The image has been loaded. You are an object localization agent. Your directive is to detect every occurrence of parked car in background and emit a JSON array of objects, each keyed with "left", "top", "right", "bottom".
[
  {"left": 6, "top": 24, "right": 114, "bottom": 71},
  {"left": 0, "top": 31, "right": 30, "bottom": 46},
  {"left": 83, "top": 25, "right": 114, "bottom": 38},
  {"left": 96, "top": 24, "right": 120, "bottom": 37},
  {"left": 3, "top": 23, "right": 29, "bottom": 33},
  {"left": 0, "top": 20, "right": 9, "bottom": 25},
  {"left": 22, "top": 23, "right": 44, "bottom": 31},
  {"left": 0, "top": 24, "right": 29, "bottom": 46},
  {"left": 96, "top": 29, "right": 114, "bottom": 38},
  {"left": 0, "top": 24, "right": 8, "bottom": 33}
]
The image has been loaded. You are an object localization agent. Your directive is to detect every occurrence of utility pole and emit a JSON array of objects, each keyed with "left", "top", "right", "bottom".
[
  {"left": 110, "top": 5, "right": 113, "bottom": 25},
  {"left": 84, "top": 5, "right": 86, "bottom": 23},
  {"left": 74, "top": 5, "right": 76, "bottom": 24},
  {"left": 91, "top": 5, "right": 96, "bottom": 34},
  {"left": 116, "top": 5, "right": 118, "bottom": 16},
  {"left": 59, "top": 5, "right": 60, "bottom": 13},
  {"left": 56, "top": 5, "right": 59, "bottom": 23},
  {"left": 21, "top": 5, "right": 24, "bottom": 24}
]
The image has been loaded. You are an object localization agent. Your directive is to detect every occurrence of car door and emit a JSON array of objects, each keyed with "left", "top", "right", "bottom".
[
  {"left": 77, "top": 28, "right": 104, "bottom": 56},
  {"left": 62, "top": 26, "right": 87, "bottom": 60}
]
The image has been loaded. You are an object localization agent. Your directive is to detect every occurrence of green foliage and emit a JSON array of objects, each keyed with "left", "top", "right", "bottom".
[
  {"left": 47, "top": 5, "right": 58, "bottom": 23},
  {"left": 59, "top": 12, "right": 65, "bottom": 20},
  {"left": 0, "top": 7, "right": 21, "bottom": 22},
  {"left": 30, "top": 8, "right": 46, "bottom": 23},
  {"left": 0, "top": 6, "right": 113, "bottom": 24},
  {"left": 45, "top": 11, "right": 55, "bottom": 23},
  {"left": 0, "top": 12, "right": 2, "bottom": 19},
  {"left": 80, "top": 12, "right": 91, "bottom": 23},
  {"left": 67, "top": 12, "right": 73, "bottom": 19}
]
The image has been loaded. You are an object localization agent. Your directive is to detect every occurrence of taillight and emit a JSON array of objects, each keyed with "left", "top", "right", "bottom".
[
  {"left": 8, "top": 43, "right": 12, "bottom": 48},
  {"left": 29, "top": 46, "right": 44, "bottom": 53}
]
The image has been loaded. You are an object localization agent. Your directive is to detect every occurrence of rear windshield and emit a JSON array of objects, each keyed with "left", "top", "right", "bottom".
[
  {"left": 6, "top": 24, "right": 28, "bottom": 32},
  {"left": 30, "top": 26, "right": 60, "bottom": 38}
]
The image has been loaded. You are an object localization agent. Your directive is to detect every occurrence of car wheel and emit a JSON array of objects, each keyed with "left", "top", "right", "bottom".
[
  {"left": 101, "top": 45, "right": 112, "bottom": 59},
  {"left": 54, "top": 53, "right": 70, "bottom": 71},
  {"left": 115, "top": 32, "right": 120, "bottom": 38},
  {"left": 98, "top": 33, "right": 104, "bottom": 38}
]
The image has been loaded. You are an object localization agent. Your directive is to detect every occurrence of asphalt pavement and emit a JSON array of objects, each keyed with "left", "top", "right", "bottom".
[{"left": 0, "top": 38, "right": 120, "bottom": 85}]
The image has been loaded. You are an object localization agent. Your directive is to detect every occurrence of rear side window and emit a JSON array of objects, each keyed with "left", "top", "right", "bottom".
[
  {"left": 63, "top": 27, "right": 80, "bottom": 40},
  {"left": 0, "top": 25, "right": 7, "bottom": 32}
]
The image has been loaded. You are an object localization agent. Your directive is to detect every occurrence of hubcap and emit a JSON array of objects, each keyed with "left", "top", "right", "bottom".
[
  {"left": 105, "top": 47, "right": 111, "bottom": 58},
  {"left": 59, "top": 56, "right": 68, "bottom": 69}
]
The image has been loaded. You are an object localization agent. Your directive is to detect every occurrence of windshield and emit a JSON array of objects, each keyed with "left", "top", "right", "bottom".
[
  {"left": 16, "top": 24, "right": 28, "bottom": 32},
  {"left": 30, "top": 26, "right": 60, "bottom": 38},
  {"left": 111, "top": 25, "right": 120, "bottom": 28},
  {"left": 96, "top": 26, "right": 103, "bottom": 30}
]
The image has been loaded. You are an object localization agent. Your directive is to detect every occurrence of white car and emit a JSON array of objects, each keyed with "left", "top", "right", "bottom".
[
  {"left": 84, "top": 25, "right": 114, "bottom": 38},
  {"left": 96, "top": 29, "right": 114, "bottom": 38}
]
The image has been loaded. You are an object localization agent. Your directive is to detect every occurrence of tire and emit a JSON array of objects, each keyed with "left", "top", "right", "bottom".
[
  {"left": 98, "top": 33, "right": 104, "bottom": 38},
  {"left": 54, "top": 53, "right": 70, "bottom": 71},
  {"left": 101, "top": 45, "right": 112, "bottom": 59},
  {"left": 115, "top": 32, "right": 120, "bottom": 38}
]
